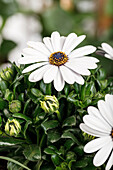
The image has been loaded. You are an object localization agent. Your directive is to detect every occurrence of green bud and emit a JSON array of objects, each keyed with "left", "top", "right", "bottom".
[
  {"left": 40, "top": 95, "right": 59, "bottom": 113},
  {"left": 5, "top": 89, "right": 14, "bottom": 101},
  {"left": 5, "top": 118, "right": 21, "bottom": 137},
  {"left": 9, "top": 100, "right": 21, "bottom": 113},
  {"left": 0, "top": 67, "right": 14, "bottom": 83}
]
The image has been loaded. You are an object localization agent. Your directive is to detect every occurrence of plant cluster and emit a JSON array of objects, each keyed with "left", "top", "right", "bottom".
[{"left": 0, "top": 61, "right": 113, "bottom": 170}]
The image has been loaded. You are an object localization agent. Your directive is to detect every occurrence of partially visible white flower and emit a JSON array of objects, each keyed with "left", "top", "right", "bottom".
[
  {"left": 3, "top": 13, "right": 42, "bottom": 65},
  {"left": 18, "top": 31, "right": 99, "bottom": 91},
  {"left": 76, "top": 0, "right": 95, "bottom": 13},
  {"left": 80, "top": 94, "right": 113, "bottom": 170},
  {"left": 101, "top": 43, "right": 113, "bottom": 60}
]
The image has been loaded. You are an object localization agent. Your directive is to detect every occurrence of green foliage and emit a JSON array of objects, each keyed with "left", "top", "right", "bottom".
[{"left": 0, "top": 63, "right": 112, "bottom": 170}]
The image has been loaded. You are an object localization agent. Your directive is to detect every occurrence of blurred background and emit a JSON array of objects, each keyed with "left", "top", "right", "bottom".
[{"left": 0, "top": 0, "right": 113, "bottom": 75}]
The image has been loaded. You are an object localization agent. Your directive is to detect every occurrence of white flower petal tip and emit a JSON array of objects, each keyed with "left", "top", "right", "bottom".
[
  {"left": 19, "top": 31, "right": 98, "bottom": 91},
  {"left": 101, "top": 43, "right": 113, "bottom": 60},
  {"left": 81, "top": 94, "right": 113, "bottom": 169}
]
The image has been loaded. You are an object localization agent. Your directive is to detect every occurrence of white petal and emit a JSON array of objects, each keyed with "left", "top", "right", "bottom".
[
  {"left": 27, "top": 41, "right": 51, "bottom": 56},
  {"left": 29, "top": 65, "right": 50, "bottom": 82},
  {"left": 84, "top": 136, "right": 112, "bottom": 153},
  {"left": 69, "top": 45, "right": 96, "bottom": 58},
  {"left": 51, "top": 31, "right": 61, "bottom": 52},
  {"left": 105, "top": 151, "right": 113, "bottom": 170},
  {"left": 18, "top": 55, "right": 48, "bottom": 64},
  {"left": 102, "top": 43, "right": 113, "bottom": 57},
  {"left": 83, "top": 115, "right": 112, "bottom": 133},
  {"left": 64, "top": 35, "right": 86, "bottom": 55},
  {"left": 80, "top": 123, "right": 108, "bottom": 137},
  {"left": 60, "top": 66, "right": 75, "bottom": 84},
  {"left": 22, "top": 62, "right": 48, "bottom": 73},
  {"left": 88, "top": 106, "right": 101, "bottom": 117},
  {"left": 54, "top": 69, "right": 65, "bottom": 91},
  {"left": 62, "top": 33, "right": 77, "bottom": 54},
  {"left": 43, "top": 65, "right": 58, "bottom": 83},
  {"left": 98, "top": 100, "right": 113, "bottom": 127},
  {"left": 43, "top": 37, "right": 54, "bottom": 53},
  {"left": 105, "top": 54, "right": 113, "bottom": 60},
  {"left": 93, "top": 141, "right": 113, "bottom": 167},
  {"left": 105, "top": 94, "right": 113, "bottom": 113},
  {"left": 65, "top": 61, "right": 90, "bottom": 76},
  {"left": 60, "top": 36, "right": 66, "bottom": 51},
  {"left": 73, "top": 73, "right": 84, "bottom": 85},
  {"left": 87, "top": 106, "right": 109, "bottom": 125},
  {"left": 22, "top": 48, "right": 48, "bottom": 57}
]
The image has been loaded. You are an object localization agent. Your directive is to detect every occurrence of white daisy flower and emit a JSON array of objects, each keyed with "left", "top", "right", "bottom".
[
  {"left": 80, "top": 94, "right": 113, "bottom": 170},
  {"left": 18, "top": 31, "right": 99, "bottom": 91},
  {"left": 101, "top": 43, "right": 113, "bottom": 60}
]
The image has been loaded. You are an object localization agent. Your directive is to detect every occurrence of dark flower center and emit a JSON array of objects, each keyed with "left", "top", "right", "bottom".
[{"left": 49, "top": 51, "right": 68, "bottom": 66}]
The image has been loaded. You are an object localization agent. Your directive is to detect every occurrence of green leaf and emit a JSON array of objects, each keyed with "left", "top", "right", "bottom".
[
  {"left": 64, "top": 139, "right": 75, "bottom": 150},
  {"left": 31, "top": 88, "right": 43, "bottom": 97},
  {"left": 48, "top": 130, "right": 61, "bottom": 143},
  {"left": 12, "top": 113, "right": 32, "bottom": 122},
  {"left": 73, "top": 160, "right": 88, "bottom": 168},
  {"left": 51, "top": 154, "right": 61, "bottom": 166},
  {"left": 44, "top": 148, "right": 56, "bottom": 155},
  {"left": 62, "top": 116, "right": 76, "bottom": 127},
  {"left": 0, "top": 39, "right": 16, "bottom": 55},
  {"left": 0, "top": 98, "right": 7, "bottom": 110},
  {"left": 0, "top": 137, "right": 26, "bottom": 146},
  {"left": 61, "top": 132, "right": 79, "bottom": 145},
  {"left": 0, "top": 80, "right": 8, "bottom": 93},
  {"left": 0, "top": 156, "right": 31, "bottom": 170},
  {"left": 23, "top": 145, "right": 41, "bottom": 161},
  {"left": 23, "top": 121, "right": 32, "bottom": 139},
  {"left": 0, "top": 0, "right": 18, "bottom": 17},
  {"left": 18, "top": 93, "right": 24, "bottom": 102},
  {"left": 73, "top": 145, "right": 84, "bottom": 156},
  {"left": 41, "top": 120, "right": 59, "bottom": 133},
  {"left": 23, "top": 99, "right": 31, "bottom": 114}
]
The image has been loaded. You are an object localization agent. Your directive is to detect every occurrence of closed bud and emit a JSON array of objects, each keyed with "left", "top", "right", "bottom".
[
  {"left": 5, "top": 118, "right": 21, "bottom": 137},
  {"left": 9, "top": 100, "right": 21, "bottom": 113},
  {"left": 0, "top": 67, "right": 14, "bottom": 83},
  {"left": 5, "top": 89, "right": 14, "bottom": 101},
  {"left": 40, "top": 95, "right": 59, "bottom": 113}
]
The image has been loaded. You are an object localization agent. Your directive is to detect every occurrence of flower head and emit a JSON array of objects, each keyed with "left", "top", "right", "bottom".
[
  {"left": 40, "top": 95, "right": 59, "bottom": 113},
  {"left": 80, "top": 94, "right": 113, "bottom": 170},
  {"left": 5, "top": 118, "right": 21, "bottom": 137},
  {"left": 0, "top": 67, "right": 14, "bottom": 83},
  {"left": 9, "top": 100, "right": 21, "bottom": 113},
  {"left": 18, "top": 31, "right": 99, "bottom": 91},
  {"left": 100, "top": 43, "right": 113, "bottom": 60}
]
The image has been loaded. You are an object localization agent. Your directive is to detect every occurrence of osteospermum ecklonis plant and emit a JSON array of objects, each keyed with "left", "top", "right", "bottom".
[
  {"left": 80, "top": 94, "right": 113, "bottom": 170},
  {"left": 18, "top": 31, "right": 99, "bottom": 91}
]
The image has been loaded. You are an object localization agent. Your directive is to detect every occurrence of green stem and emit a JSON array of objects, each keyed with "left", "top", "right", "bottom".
[
  {"left": 0, "top": 18, "right": 6, "bottom": 33},
  {"left": 0, "top": 156, "right": 31, "bottom": 170},
  {"left": 36, "top": 129, "right": 40, "bottom": 145},
  {"left": 55, "top": 110, "right": 61, "bottom": 121}
]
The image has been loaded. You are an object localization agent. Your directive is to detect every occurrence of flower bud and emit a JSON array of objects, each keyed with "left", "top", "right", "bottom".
[
  {"left": 40, "top": 95, "right": 59, "bottom": 113},
  {"left": 0, "top": 67, "right": 14, "bottom": 83},
  {"left": 9, "top": 100, "right": 21, "bottom": 113},
  {"left": 5, "top": 118, "right": 21, "bottom": 137},
  {"left": 4, "top": 89, "right": 14, "bottom": 101}
]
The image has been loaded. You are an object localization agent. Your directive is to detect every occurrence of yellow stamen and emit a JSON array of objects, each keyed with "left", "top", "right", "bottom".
[{"left": 49, "top": 51, "right": 68, "bottom": 66}]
